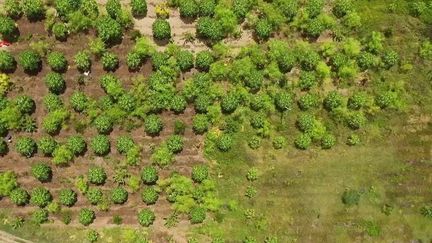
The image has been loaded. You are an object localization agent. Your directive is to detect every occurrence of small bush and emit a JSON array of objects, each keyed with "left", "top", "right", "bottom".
[
  {"left": 294, "top": 133, "right": 312, "bottom": 150},
  {"left": 192, "top": 114, "right": 210, "bottom": 134},
  {"left": 97, "top": 16, "right": 123, "bottom": 44},
  {"left": 324, "top": 91, "right": 344, "bottom": 111},
  {"left": 44, "top": 72, "right": 66, "bottom": 94},
  {"left": 152, "top": 19, "right": 171, "bottom": 40},
  {"left": 31, "top": 163, "right": 52, "bottom": 182},
  {"left": 87, "top": 230, "right": 99, "bottom": 243},
  {"left": 144, "top": 114, "right": 163, "bottom": 136},
  {"left": 23, "top": 0, "right": 45, "bottom": 21},
  {"left": 347, "top": 134, "right": 360, "bottom": 146},
  {"left": 177, "top": 50, "right": 194, "bottom": 71},
  {"left": 191, "top": 165, "right": 208, "bottom": 183},
  {"left": 196, "top": 17, "right": 223, "bottom": 42},
  {"left": 170, "top": 95, "right": 187, "bottom": 114},
  {"left": 15, "top": 95, "right": 35, "bottom": 114},
  {"left": 47, "top": 51, "right": 68, "bottom": 72},
  {"left": 195, "top": 51, "right": 214, "bottom": 71},
  {"left": 248, "top": 136, "right": 262, "bottom": 149},
  {"left": 189, "top": 207, "right": 206, "bottom": 224},
  {"left": 59, "top": 188, "right": 77, "bottom": 207},
  {"left": 101, "top": 52, "right": 119, "bottom": 71},
  {"left": 217, "top": 134, "right": 233, "bottom": 152},
  {"left": 174, "top": 120, "right": 186, "bottom": 135},
  {"left": 52, "top": 22, "right": 68, "bottom": 41},
  {"left": 346, "top": 112, "right": 366, "bottom": 130},
  {"left": 86, "top": 187, "right": 103, "bottom": 205},
  {"left": 19, "top": 50, "right": 42, "bottom": 74},
  {"left": 0, "top": 16, "right": 17, "bottom": 41},
  {"left": 255, "top": 19, "right": 273, "bottom": 40},
  {"left": 321, "top": 134, "right": 336, "bottom": 149},
  {"left": 4, "top": 0, "right": 23, "bottom": 19},
  {"left": 166, "top": 135, "right": 184, "bottom": 153},
  {"left": 88, "top": 166, "right": 107, "bottom": 185},
  {"left": 90, "top": 135, "right": 110, "bottom": 156},
  {"left": 151, "top": 144, "right": 174, "bottom": 167},
  {"left": 15, "top": 137, "right": 37, "bottom": 158},
  {"left": 43, "top": 94, "right": 63, "bottom": 112},
  {"left": 52, "top": 145, "right": 74, "bottom": 166},
  {"left": 141, "top": 187, "right": 159, "bottom": 205},
  {"left": 341, "top": 189, "right": 360, "bottom": 206},
  {"left": 246, "top": 167, "right": 258, "bottom": 181},
  {"left": 111, "top": 187, "right": 128, "bottom": 204},
  {"left": 10, "top": 188, "right": 30, "bottom": 206},
  {"left": 131, "top": 0, "right": 147, "bottom": 17},
  {"left": 32, "top": 209, "right": 49, "bottom": 224},
  {"left": 74, "top": 51, "right": 91, "bottom": 72},
  {"left": 94, "top": 115, "right": 113, "bottom": 134},
  {"left": 141, "top": 166, "right": 158, "bottom": 184},
  {"left": 30, "top": 187, "right": 52, "bottom": 207},
  {"left": 0, "top": 50, "right": 16, "bottom": 73},
  {"left": 79, "top": 208, "right": 95, "bottom": 226},
  {"left": 137, "top": 209, "right": 155, "bottom": 226},
  {"left": 127, "top": 51, "right": 142, "bottom": 71},
  {"left": 70, "top": 91, "right": 89, "bottom": 112},
  {"left": 116, "top": 135, "right": 135, "bottom": 154},
  {"left": 272, "top": 136, "right": 286, "bottom": 149}
]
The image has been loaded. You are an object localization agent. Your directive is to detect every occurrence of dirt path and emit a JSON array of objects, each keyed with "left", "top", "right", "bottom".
[{"left": 0, "top": 230, "right": 33, "bottom": 243}]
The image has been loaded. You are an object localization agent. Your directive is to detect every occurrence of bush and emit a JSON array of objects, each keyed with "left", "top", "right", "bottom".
[
  {"left": 15, "top": 137, "right": 37, "bottom": 158},
  {"left": 47, "top": 51, "right": 68, "bottom": 72},
  {"left": 42, "top": 109, "right": 67, "bottom": 135},
  {"left": 341, "top": 189, "right": 360, "bottom": 206},
  {"left": 248, "top": 136, "right": 261, "bottom": 149},
  {"left": 272, "top": 136, "right": 286, "bottom": 149},
  {"left": 10, "top": 188, "right": 30, "bottom": 206},
  {"left": 111, "top": 187, "right": 128, "bottom": 204},
  {"left": 52, "top": 22, "right": 68, "bottom": 41},
  {"left": 4, "top": 0, "right": 23, "bottom": 19},
  {"left": 382, "top": 50, "right": 399, "bottom": 69},
  {"left": 19, "top": 50, "right": 42, "bottom": 74},
  {"left": 141, "top": 187, "right": 158, "bottom": 205},
  {"left": 333, "top": 0, "right": 353, "bottom": 18},
  {"left": 177, "top": 50, "right": 194, "bottom": 71},
  {"left": 298, "top": 71, "right": 317, "bottom": 91},
  {"left": 0, "top": 50, "right": 16, "bottom": 73},
  {"left": 356, "top": 52, "right": 378, "bottom": 70},
  {"left": 347, "top": 134, "right": 360, "bottom": 146},
  {"left": 31, "top": 163, "right": 52, "bottom": 182},
  {"left": 192, "top": 114, "right": 210, "bottom": 134},
  {"left": 151, "top": 145, "right": 174, "bottom": 167},
  {"left": 324, "top": 91, "right": 343, "bottom": 111},
  {"left": 217, "top": 134, "right": 233, "bottom": 152},
  {"left": 101, "top": 52, "right": 119, "bottom": 71},
  {"left": 59, "top": 188, "right": 77, "bottom": 207},
  {"left": 179, "top": 0, "right": 198, "bottom": 18},
  {"left": 194, "top": 95, "right": 212, "bottom": 113},
  {"left": 131, "top": 0, "right": 147, "bottom": 17},
  {"left": 87, "top": 230, "right": 99, "bottom": 243},
  {"left": 88, "top": 166, "right": 107, "bottom": 185},
  {"left": 66, "top": 135, "right": 86, "bottom": 155},
  {"left": 174, "top": 120, "right": 186, "bottom": 135},
  {"left": 32, "top": 209, "right": 49, "bottom": 224},
  {"left": 255, "top": 19, "right": 272, "bottom": 40},
  {"left": 306, "top": 0, "right": 324, "bottom": 18},
  {"left": 70, "top": 91, "right": 89, "bottom": 112},
  {"left": 141, "top": 166, "right": 158, "bottom": 184},
  {"left": 191, "top": 165, "right": 208, "bottom": 183},
  {"left": 0, "top": 16, "right": 17, "bottom": 41},
  {"left": 196, "top": 17, "right": 223, "bottom": 42},
  {"left": 0, "top": 140, "right": 8, "bottom": 156},
  {"left": 86, "top": 187, "right": 103, "bottom": 205},
  {"left": 52, "top": 145, "right": 74, "bottom": 166},
  {"left": 97, "top": 16, "right": 123, "bottom": 44},
  {"left": 0, "top": 171, "right": 17, "bottom": 197},
  {"left": 116, "top": 135, "right": 134, "bottom": 154},
  {"left": 91, "top": 135, "right": 110, "bottom": 156},
  {"left": 170, "top": 95, "right": 187, "bottom": 114},
  {"left": 294, "top": 133, "right": 312, "bottom": 150},
  {"left": 15, "top": 95, "right": 35, "bottom": 114},
  {"left": 347, "top": 92, "right": 368, "bottom": 110},
  {"left": 298, "top": 93, "right": 320, "bottom": 111},
  {"left": 195, "top": 51, "right": 214, "bottom": 71},
  {"left": 144, "top": 114, "right": 163, "bottom": 136},
  {"left": 74, "top": 51, "right": 91, "bottom": 72},
  {"left": 166, "top": 135, "right": 184, "bottom": 153},
  {"left": 43, "top": 94, "right": 63, "bottom": 112},
  {"left": 94, "top": 115, "right": 113, "bottom": 134},
  {"left": 30, "top": 187, "right": 52, "bottom": 207},
  {"left": 198, "top": 0, "right": 216, "bottom": 16},
  {"left": 79, "top": 208, "right": 95, "bottom": 226},
  {"left": 44, "top": 72, "right": 66, "bottom": 94},
  {"left": 152, "top": 19, "right": 171, "bottom": 40},
  {"left": 221, "top": 92, "right": 239, "bottom": 114},
  {"left": 127, "top": 51, "right": 142, "bottom": 71},
  {"left": 321, "top": 134, "right": 336, "bottom": 149},
  {"left": 106, "top": 0, "right": 121, "bottom": 19},
  {"left": 137, "top": 209, "right": 155, "bottom": 226},
  {"left": 23, "top": 0, "right": 45, "bottom": 21},
  {"left": 275, "top": 92, "right": 293, "bottom": 112},
  {"left": 346, "top": 112, "right": 366, "bottom": 130},
  {"left": 189, "top": 207, "right": 206, "bottom": 224}
]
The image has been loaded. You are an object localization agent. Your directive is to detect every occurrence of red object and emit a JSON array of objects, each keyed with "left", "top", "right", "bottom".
[{"left": 0, "top": 41, "right": 11, "bottom": 47}]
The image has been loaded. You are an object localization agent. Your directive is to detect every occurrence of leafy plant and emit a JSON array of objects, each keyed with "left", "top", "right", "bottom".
[
  {"left": 59, "top": 188, "right": 77, "bottom": 207},
  {"left": 0, "top": 16, "right": 17, "bottom": 41},
  {"left": 79, "top": 208, "right": 95, "bottom": 226},
  {"left": 255, "top": 19, "right": 273, "bottom": 40},
  {"left": 126, "top": 51, "right": 142, "bottom": 71},
  {"left": 15, "top": 95, "right": 35, "bottom": 114},
  {"left": 195, "top": 51, "right": 214, "bottom": 71},
  {"left": 74, "top": 50, "right": 91, "bottom": 72},
  {"left": 94, "top": 115, "right": 113, "bottom": 134},
  {"left": 141, "top": 166, "right": 158, "bottom": 184},
  {"left": 0, "top": 50, "right": 16, "bottom": 73},
  {"left": 347, "top": 134, "right": 360, "bottom": 146},
  {"left": 31, "top": 163, "right": 52, "bottom": 182},
  {"left": 43, "top": 94, "right": 63, "bottom": 112},
  {"left": 70, "top": 91, "right": 89, "bottom": 112},
  {"left": 151, "top": 144, "right": 174, "bottom": 167},
  {"left": 47, "top": 51, "right": 68, "bottom": 72},
  {"left": 101, "top": 52, "right": 119, "bottom": 71},
  {"left": 248, "top": 136, "right": 262, "bottom": 149},
  {"left": 23, "top": 0, "right": 45, "bottom": 21},
  {"left": 321, "top": 133, "right": 336, "bottom": 149},
  {"left": 192, "top": 114, "right": 210, "bottom": 134},
  {"left": 97, "top": 16, "right": 123, "bottom": 44},
  {"left": 32, "top": 209, "right": 49, "bottom": 224},
  {"left": 88, "top": 166, "right": 107, "bottom": 185},
  {"left": 44, "top": 72, "right": 66, "bottom": 94},
  {"left": 324, "top": 91, "right": 344, "bottom": 111},
  {"left": 90, "top": 135, "right": 110, "bottom": 156},
  {"left": 19, "top": 50, "right": 42, "bottom": 74},
  {"left": 0, "top": 171, "right": 17, "bottom": 197},
  {"left": 52, "top": 22, "right": 69, "bottom": 41},
  {"left": 217, "top": 134, "right": 233, "bottom": 152},
  {"left": 87, "top": 230, "right": 99, "bottom": 243},
  {"left": 137, "top": 208, "right": 155, "bottom": 226},
  {"left": 10, "top": 188, "right": 30, "bottom": 206},
  {"left": 15, "top": 137, "right": 37, "bottom": 158},
  {"left": 52, "top": 145, "right": 74, "bottom": 166},
  {"left": 144, "top": 114, "right": 163, "bottom": 136},
  {"left": 191, "top": 165, "right": 208, "bottom": 183},
  {"left": 111, "top": 187, "right": 128, "bottom": 204},
  {"left": 4, "top": 0, "right": 23, "bottom": 19},
  {"left": 131, "top": 0, "right": 147, "bottom": 17},
  {"left": 189, "top": 206, "right": 206, "bottom": 224},
  {"left": 341, "top": 189, "right": 360, "bottom": 206},
  {"left": 152, "top": 18, "right": 171, "bottom": 40},
  {"left": 86, "top": 187, "right": 103, "bottom": 205},
  {"left": 166, "top": 135, "right": 184, "bottom": 153},
  {"left": 30, "top": 187, "right": 53, "bottom": 207},
  {"left": 294, "top": 133, "right": 312, "bottom": 150},
  {"left": 141, "top": 187, "right": 159, "bottom": 205}
]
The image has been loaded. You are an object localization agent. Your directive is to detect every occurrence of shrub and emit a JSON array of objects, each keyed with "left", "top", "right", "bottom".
[
  {"left": 166, "top": 135, "right": 184, "bottom": 153},
  {"left": 52, "top": 22, "right": 68, "bottom": 41},
  {"left": 10, "top": 188, "right": 30, "bottom": 206},
  {"left": 189, "top": 207, "right": 206, "bottom": 224},
  {"left": 217, "top": 134, "right": 233, "bottom": 152},
  {"left": 23, "top": 0, "right": 45, "bottom": 21},
  {"left": 79, "top": 208, "right": 95, "bottom": 226},
  {"left": 347, "top": 92, "right": 368, "bottom": 110},
  {"left": 141, "top": 166, "right": 158, "bottom": 184},
  {"left": 43, "top": 93, "right": 63, "bottom": 112},
  {"left": 144, "top": 114, "right": 163, "bottom": 136},
  {"left": 113, "top": 215, "right": 123, "bottom": 225},
  {"left": 86, "top": 187, "right": 103, "bottom": 205},
  {"left": 382, "top": 50, "right": 399, "bottom": 69},
  {"left": 333, "top": 0, "right": 353, "bottom": 18},
  {"left": 177, "top": 50, "right": 194, "bottom": 71},
  {"left": 4, "top": 0, "right": 23, "bottom": 19},
  {"left": 31, "top": 163, "right": 52, "bottom": 182},
  {"left": 194, "top": 95, "right": 212, "bottom": 113},
  {"left": 32, "top": 209, "right": 49, "bottom": 224},
  {"left": 246, "top": 167, "right": 258, "bottom": 181},
  {"left": 116, "top": 135, "right": 135, "bottom": 154},
  {"left": 356, "top": 52, "right": 378, "bottom": 70},
  {"left": 294, "top": 133, "right": 312, "bottom": 150},
  {"left": 198, "top": 0, "right": 216, "bottom": 16},
  {"left": 137, "top": 209, "right": 155, "bottom": 226},
  {"left": 88, "top": 166, "right": 107, "bottom": 185},
  {"left": 44, "top": 72, "right": 66, "bottom": 94},
  {"left": 221, "top": 92, "right": 239, "bottom": 114},
  {"left": 0, "top": 50, "right": 16, "bottom": 73},
  {"left": 66, "top": 135, "right": 86, "bottom": 155},
  {"left": 195, "top": 51, "right": 214, "bottom": 71},
  {"left": 321, "top": 134, "right": 336, "bottom": 149},
  {"left": 70, "top": 91, "right": 89, "bottom": 112},
  {"left": 196, "top": 17, "right": 223, "bottom": 42},
  {"left": 191, "top": 165, "right": 208, "bottom": 183},
  {"left": 59, "top": 188, "right": 77, "bottom": 207},
  {"left": 15, "top": 95, "right": 35, "bottom": 114},
  {"left": 55, "top": 0, "right": 80, "bottom": 18},
  {"left": 298, "top": 71, "right": 317, "bottom": 91},
  {"left": 0, "top": 16, "right": 17, "bottom": 41},
  {"left": 306, "top": 0, "right": 324, "bottom": 18},
  {"left": 101, "top": 52, "right": 119, "bottom": 71},
  {"left": 30, "top": 187, "right": 52, "bottom": 207},
  {"left": 38, "top": 137, "right": 57, "bottom": 157},
  {"left": 106, "top": 0, "right": 121, "bottom": 19},
  {"left": 255, "top": 19, "right": 272, "bottom": 40},
  {"left": 117, "top": 93, "right": 136, "bottom": 112},
  {"left": 151, "top": 145, "right": 174, "bottom": 167},
  {"left": 87, "top": 230, "right": 99, "bottom": 243},
  {"left": 0, "top": 171, "right": 17, "bottom": 197},
  {"left": 170, "top": 95, "right": 187, "bottom": 113},
  {"left": 299, "top": 49, "right": 320, "bottom": 71},
  {"left": 324, "top": 91, "right": 343, "bottom": 111},
  {"left": 347, "top": 134, "right": 360, "bottom": 146},
  {"left": 248, "top": 136, "right": 261, "bottom": 149},
  {"left": 272, "top": 136, "right": 286, "bottom": 149},
  {"left": 97, "top": 16, "right": 123, "bottom": 44},
  {"left": 131, "top": 0, "right": 147, "bottom": 17},
  {"left": 111, "top": 187, "right": 128, "bottom": 204},
  {"left": 179, "top": 0, "right": 198, "bottom": 18},
  {"left": 193, "top": 114, "right": 210, "bottom": 134},
  {"left": 52, "top": 145, "right": 74, "bottom": 166},
  {"left": 88, "top": 38, "right": 106, "bottom": 58},
  {"left": 346, "top": 112, "right": 366, "bottom": 130},
  {"left": 174, "top": 120, "right": 186, "bottom": 135},
  {"left": 141, "top": 187, "right": 158, "bottom": 205},
  {"left": 15, "top": 137, "right": 37, "bottom": 158},
  {"left": 127, "top": 51, "right": 142, "bottom": 71},
  {"left": 0, "top": 140, "right": 8, "bottom": 156},
  {"left": 275, "top": 92, "right": 293, "bottom": 112},
  {"left": 94, "top": 115, "right": 113, "bottom": 134},
  {"left": 74, "top": 51, "right": 91, "bottom": 72},
  {"left": 152, "top": 19, "right": 171, "bottom": 40},
  {"left": 47, "top": 51, "right": 68, "bottom": 72},
  {"left": 341, "top": 189, "right": 360, "bottom": 206},
  {"left": 19, "top": 50, "right": 42, "bottom": 74},
  {"left": 298, "top": 93, "right": 320, "bottom": 111},
  {"left": 91, "top": 135, "right": 110, "bottom": 156},
  {"left": 42, "top": 110, "right": 67, "bottom": 135}
]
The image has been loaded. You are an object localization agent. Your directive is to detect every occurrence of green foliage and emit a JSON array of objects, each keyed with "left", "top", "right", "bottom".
[
  {"left": 419, "top": 41, "right": 432, "bottom": 60},
  {"left": 70, "top": 91, "right": 89, "bottom": 112},
  {"left": 10, "top": 188, "right": 30, "bottom": 206},
  {"left": 298, "top": 93, "right": 320, "bottom": 111},
  {"left": 66, "top": 135, "right": 86, "bottom": 155},
  {"left": 246, "top": 167, "right": 258, "bottom": 181},
  {"left": 255, "top": 19, "right": 273, "bottom": 40},
  {"left": 166, "top": 135, "right": 184, "bottom": 153},
  {"left": 97, "top": 16, "right": 123, "bottom": 44},
  {"left": 0, "top": 16, "right": 17, "bottom": 41},
  {"left": 144, "top": 114, "right": 163, "bottom": 136},
  {"left": 52, "top": 22, "right": 69, "bottom": 41},
  {"left": 191, "top": 165, "right": 208, "bottom": 183},
  {"left": 106, "top": 0, "right": 121, "bottom": 19},
  {"left": 19, "top": 50, "right": 42, "bottom": 74},
  {"left": 151, "top": 144, "right": 174, "bottom": 167},
  {"left": 217, "top": 134, "right": 233, "bottom": 152},
  {"left": 116, "top": 135, "right": 135, "bottom": 154},
  {"left": 375, "top": 91, "right": 398, "bottom": 109},
  {"left": 195, "top": 51, "right": 214, "bottom": 71},
  {"left": 198, "top": 0, "right": 216, "bottom": 16},
  {"left": 298, "top": 71, "right": 317, "bottom": 91},
  {"left": 321, "top": 133, "right": 336, "bottom": 149},
  {"left": 87, "top": 230, "right": 99, "bottom": 243},
  {"left": 333, "top": 0, "right": 354, "bottom": 18},
  {"left": 0, "top": 171, "right": 17, "bottom": 197},
  {"left": 346, "top": 111, "right": 366, "bottom": 129},
  {"left": 43, "top": 109, "right": 68, "bottom": 135},
  {"left": 101, "top": 52, "right": 119, "bottom": 71},
  {"left": 54, "top": 0, "right": 80, "bottom": 18},
  {"left": 4, "top": 0, "right": 23, "bottom": 19},
  {"left": 341, "top": 189, "right": 360, "bottom": 206},
  {"left": 86, "top": 187, "right": 103, "bottom": 205},
  {"left": 170, "top": 95, "right": 187, "bottom": 113},
  {"left": 74, "top": 51, "right": 91, "bottom": 72},
  {"left": 43, "top": 94, "right": 64, "bottom": 112},
  {"left": 47, "top": 51, "right": 68, "bottom": 72},
  {"left": 141, "top": 187, "right": 159, "bottom": 205},
  {"left": 381, "top": 50, "right": 399, "bottom": 69},
  {"left": 177, "top": 50, "right": 194, "bottom": 71},
  {"left": 23, "top": 0, "right": 45, "bottom": 21},
  {"left": 79, "top": 208, "right": 95, "bottom": 226},
  {"left": 94, "top": 115, "right": 113, "bottom": 134},
  {"left": 141, "top": 166, "right": 159, "bottom": 184},
  {"left": 174, "top": 120, "right": 186, "bottom": 135},
  {"left": 88, "top": 166, "right": 107, "bottom": 185},
  {"left": 127, "top": 51, "right": 142, "bottom": 71},
  {"left": 306, "top": 0, "right": 324, "bottom": 18},
  {"left": 59, "top": 188, "right": 77, "bottom": 207},
  {"left": 32, "top": 209, "right": 49, "bottom": 224},
  {"left": 221, "top": 92, "right": 239, "bottom": 114},
  {"left": 0, "top": 50, "right": 16, "bottom": 73},
  {"left": 0, "top": 140, "right": 8, "bottom": 156},
  {"left": 196, "top": 17, "right": 224, "bottom": 42},
  {"left": 274, "top": 92, "right": 293, "bottom": 112},
  {"left": 347, "top": 92, "right": 368, "bottom": 110},
  {"left": 111, "top": 187, "right": 128, "bottom": 204},
  {"left": 52, "top": 145, "right": 74, "bottom": 166},
  {"left": 272, "top": 136, "right": 286, "bottom": 149},
  {"left": 152, "top": 19, "right": 171, "bottom": 40},
  {"left": 30, "top": 187, "right": 52, "bottom": 207},
  {"left": 324, "top": 91, "right": 344, "bottom": 111},
  {"left": 44, "top": 72, "right": 66, "bottom": 94},
  {"left": 193, "top": 114, "right": 210, "bottom": 134},
  {"left": 294, "top": 133, "right": 312, "bottom": 150},
  {"left": 31, "top": 163, "right": 52, "bottom": 182},
  {"left": 15, "top": 95, "right": 35, "bottom": 114},
  {"left": 248, "top": 136, "right": 261, "bottom": 149},
  {"left": 131, "top": 0, "right": 147, "bottom": 17},
  {"left": 179, "top": 0, "right": 199, "bottom": 18},
  {"left": 189, "top": 206, "right": 206, "bottom": 224},
  {"left": 137, "top": 208, "right": 155, "bottom": 226},
  {"left": 15, "top": 137, "right": 37, "bottom": 158},
  {"left": 90, "top": 135, "right": 110, "bottom": 156},
  {"left": 347, "top": 133, "right": 360, "bottom": 146}
]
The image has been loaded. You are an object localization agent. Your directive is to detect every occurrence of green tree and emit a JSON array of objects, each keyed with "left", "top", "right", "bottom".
[
  {"left": 255, "top": 19, "right": 273, "bottom": 40},
  {"left": 70, "top": 91, "right": 89, "bottom": 112},
  {"left": 47, "top": 51, "right": 68, "bottom": 72},
  {"left": 166, "top": 135, "right": 184, "bottom": 153},
  {"left": 106, "top": 0, "right": 121, "bottom": 19},
  {"left": 31, "top": 163, "right": 52, "bottom": 182},
  {"left": 52, "top": 22, "right": 69, "bottom": 41},
  {"left": 74, "top": 50, "right": 91, "bottom": 72},
  {"left": 15, "top": 95, "right": 35, "bottom": 114},
  {"left": 179, "top": 0, "right": 198, "bottom": 18},
  {"left": 177, "top": 50, "right": 194, "bottom": 71},
  {"left": 321, "top": 133, "right": 336, "bottom": 149},
  {"left": 19, "top": 50, "right": 42, "bottom": 74},
  {"left": 324, "top": 91, "right": 344, "bottom": 111},
  {"left": 192, "top": 114, "right": 210, "bottom": 134},
  {"left": 79, "top": 208, "right": 95, "bottom": 226},
  {"left": 86, "top": 187, "right": 103, "bottom": 205},
  {"left": 275, "top": 92, "right": 293, "bottom": 113},
  {"left": 30, "top": 187, "right": 52, "bottom": 207},
  {"left": 43, "top": 93, "right": 64, "bottom": 112},
  {"left": 90, "top": 135, "right": 110, "bottom": 156},
  {"left": 137, "top": 209, "right": 155, "bottom": 226},
  {"left": 52, "top": 145, "right": 74, "bottom": 166},
  {"left": 141, "top": 187, "right": 158, "bottom": 205},
  {"left": 191, "top": 165, "right": 208, "bottom": 183},
  {"left": 144, "top": 114, "right": 163, "bottom": 136},
  {"left": 59, "top": 188, "right": 77, "bottom": 207},
  {"left": 195, "top": 51, "right": 214, "bottom": 71},
  {"left": 4, "top": 0, "right": 23, "bottom": 19},
  {"left": 151, "top": 144, "right": 174, "bottom": 167},
  {"left": 196, "top": 17, "right": 223, "bottom": 42},
  {"left": 126, "top": 51, "right": 142, "bottom": 71},
  {"left": 131, "top": 0, "right": 147, "bottom": 17},
  {"left": 32, "top": 209, "right": 49, "bottom": 224},
  {"left": 88, "top": 166, "right": 107, "bottom": 185},
  {"left": 10, "top": 188, "right": 30, "bottom": 206},
  {"left": 217, "top": 134, "right": 233, "bottom": 152},
  {"left": 141, "top": 166, "right": 158, "bottom": 184},
  {"left": 152, "top": 19, "right": 171, "bottom": 40},
  {"left": 333, "top": 0, "right": 353, "bottom": 18},
  {"left": 44, "top": 72, "right": 66, "bottom": 94},
  {"left": 189, "top": 207, "right": 206, "bottom": 224},
  {"left": 23, "top": 0, "right": 45, "bottom": 21},
  {"left": 15, "top": 137, "right": 37, "bottom": 158},
  {"left": 294, "top": 133, "right": 312, "bottom": 150},
  {"left": 221, "top": 92, "right": 239, "bottom": 114},
  {"left": 97, "top": 16, "right": 123, "bottom": 44},
  {"left": 111, "top": 187, "right": 128, "bottom": 204},
  {"left": 101, "top": 52, "right": 119, "bottom": 71},
  {"left": 0, "top": 16, "right": 17, "bottom": 41},
  {"left": 94, "top": 115, "right": 114, "bottom": 134}
]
